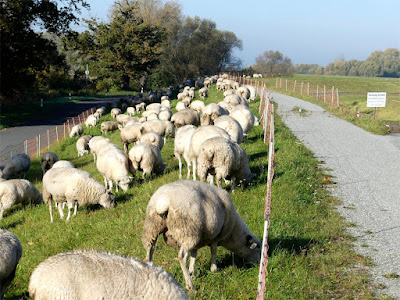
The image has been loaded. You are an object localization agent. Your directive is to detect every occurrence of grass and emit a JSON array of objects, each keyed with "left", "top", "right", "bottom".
[
  {"left": 260, "top": 74, "right": 400, "bottom": 135},
  {"left": 2, "top": 85, "right": 388, "bottom": 299}
]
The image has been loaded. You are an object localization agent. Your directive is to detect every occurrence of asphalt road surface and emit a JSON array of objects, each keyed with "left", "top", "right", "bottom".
[{"left": 272, "top": 91, "right": 400, "bottom": 298}]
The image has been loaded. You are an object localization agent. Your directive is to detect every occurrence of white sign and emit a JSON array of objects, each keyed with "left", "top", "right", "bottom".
[
  {"left": 367, "top": 92, "right": 386, "bottom": 107},
  {"left": 85, "top": 70, "right": 89, "bottom": 75}
]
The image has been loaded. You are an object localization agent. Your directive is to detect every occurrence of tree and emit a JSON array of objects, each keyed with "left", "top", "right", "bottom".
[
  {"left": 253, "top": 50, "right": 294, "bottom": 77},
  {"left": 0, "top": 0, "right": 89, "bottom": 102}
]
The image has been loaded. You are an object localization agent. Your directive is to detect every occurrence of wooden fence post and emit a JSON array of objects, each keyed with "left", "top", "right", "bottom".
[
  {"left": 56, "top": 126, "right": 59, "bottom": 144},
  {"left": 331, "top": 86, "right": 334, "bottom": 105},
  {"left": 336, "top": 88, "right": 340, "bottom": 107},
  {"left": 307, "top": 82, "right": 310, "bottom": 96},
  {"left": 301, "top": 82, "right": 304, "bottom": 95},
  {"left": 293, "top": 80, "right": 297, "bottom": 93},
  {"left": 317, "top": 85, "right": 319, "bottom": 100},
  {"left": 324, "top": 85, "right": 326, "bottom": 103},
  {"left": 47, "top": 130, "right": 50, "bottom": 150},
  {"left": 285, "top": 79, "right": 288, "bottom": 91}
]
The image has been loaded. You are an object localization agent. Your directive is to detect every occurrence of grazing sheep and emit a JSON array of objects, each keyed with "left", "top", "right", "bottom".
[
  {"left": 223, "top": 89, "right": 236, "bottom": 97},
  {"left": 120, "top": 123, "right": 143, "bottom": 153},
  {"left": 213, "top": 115, "right": 244, "bottom": 144},
  {"left": 40, "top": 152, "right": 59, "bottom": 174},
  {"left": 52, "top": 160, "right": 74, "bottom": 169},
  {"left": 146, "top": 103, "right": 162, "bottom": 112},
  {"left": 197, "top": 137, "right": 255, "bottom": 192},
  {"left": 0, "top": 179, "right": 42, "bottom": 220},
  {"left": 140, "top": 132, "right": 164, "bottom": 150},
  {"left": 217, "top": 101, "right": 234, "bottom": 113},
  {"left": 158, "top": 109, "right": 172, "bottom": 121},
  {"left": 111, "top": 108, "right": 122, "bottom": 118},
  {"left": 135, "top": 102, "right": 146, "bottom": 113},
  {"left": 188, "top": 125, "right": 230, "bottom": 180},
  {"left": 96, "top": 106, "right": 106, "bottom": 116},
  {"left": 141, "top": 120, "right": 175, "bottom": 144},
  {"left": 128, "top": 142, "right": 164, "bottom": 179},
  {"left": 42, "top": 168, "right": 114, "bottom": 222},
  {"left": 245, "top": 85, "right": 257, "bottom": 101},
  {"left": 171, "top": 109, "right": 200, "bottom": 128},
  {"left": 0, "top": 154, "right": 31, "bottom": 179},
  {"left": 84, "top": 114, "right": 97, "bottom": 128},
  {"left": 200, "top": 103, "right": 228, "bottom": 126},
  {"left": 161, "top": 99, "right": 171, "bottom": 108},
  {"left": 28, "top": 250, "right": 189, "bottom": 300},
  {"left": 190, "top": 100, "right": 205, "bottom": 113},
  {"left": 224, "top": 94, "right": 249, "bottom": 107},
  {"left": 236, "top": 86, "right": 251, "bottom": 100},
  {"left": 229, "top": 105, "right": 256, "bottom": 137},
  {"left": 175, "top": 101, "right": 186, "bottom": 111},
  {"left": 93, "top": 111, "right": 101, "bottom": 120},
  {"left": 198, "top": 87, "right": 208, "bottom": 100},
  {"left": 116, "top": 114, "right": 130, "bottom": 125},
  {"left": 174, "top": 125, "right": 196, "bottom": 179},
  {"left": 142, "top": 180, "right": 261, "bottom": 290},
  {"left": 0, "top": 229, "right": 22, "bottom": 299},
  {"left": 88, "top": 136, "right": 111, "bottom": 162},
  {"left": 76, "top": 135, "right": 92, "bottom": 157},
  {"left": 123, "top": 117, "right": 141, "bottom": 127},
  {"left": 100, "top": 121, "right": 120, "bottom": 135},
  {"left": 69, "top": 124, "right": 84, "bottom": 138},
  {"left": 126, "top": 106, "right": 136, "bottom": 116}
]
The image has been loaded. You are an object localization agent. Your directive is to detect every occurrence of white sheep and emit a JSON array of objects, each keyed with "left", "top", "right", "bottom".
[
  {"left": 140, "top": 132, "right": 164, "bottom": 150},
  {"left": 217, "top": 101, "right": 234, "bottom": 113},
  {"left": 171, "top": 109, "right": 200, "bottom": 128},
  {"left": 229, "top": 105, "right": 256, "bottom": 137},
  {"left": 161, "top": 99, "right": 171, "bottom": 108},
  {"left": 197, "top": 136, "right": 255, "bottom": 192},
  {"left": 141, "top": 119, "right": 175, "bottom": 144},
  {"left": 28, "top": 250, "right": 189, "bottom": 300},
  {"left": 123, "top": 117, "right": 141, "bottom": 127},
  {"left": 84, "top": 114, "right": 97, "bottom": 128},
  {"left": 40, "top": 152, "right": 59, "bottom": 174},
  {"left": 111, "top": 108, "right": 122, "bottom": 118},
  {"left": 200, "top": 103, "right": 229, "bottom": 125},
  {"left": 69, "top": 124, "right": 84, "bottom": 138},
  {"left": 51, "top": 160, "right": 74, "bottom": 169},
  {"left": 223, "top": 89, "right": 236, "bottom": 97},
  {"left": 135, "top": 102, "right": 146, "bottom": 113},
  {"left": 128, "top": 142, "right": 165, "bottom": 179},
  {"left": 76, "top": 135, "right": 92, "bottom": 157},
  {"left": 198, "top": 87, "right": 208, "bottom": 100},
  {"left": 174, "top": 125, "right": 196, "bottom": 179},
  {"left": 224, "top": 94, "right": 249, "bottom": 107},
  {"left": 42, "top": 167, "right": 114, "bottom": 222},
  {"left": 158, "top": 109, "right": 172, "bottom": 121},
  {"left": 236, "top": 86, "right": 251, "bottom": 100},
  {"left": 120, "top": 123, "right": 143, "bottom": 153},
  {"left": 0, "top": 179, "right": 42, "bottom": 220},
  {"left": 0, "top": 154, "right": 31, "bottom": 179},
  {"left": 126, "top": 106, "right": 136, "bottom": 116},
  {"left": 189, "top": 100, "right": 205, "bottom": 114},
  {"left": 175, "top": 101, "right": 187, "bottom": 111},
  {"left": 245, "top": 85, "right": 257, "bottom": 101},
  {"left": 213, "top": 115, "right": 244, "bottom": 144},
  {"left": 96, "top": 106, "right": 106, "bottom": 116},
  {"left": 188, "top": 88, "right": 195, "bottom": 99},
  {"left": 88, "top": 136, "right": 111, "bottom": 162},
  {"left": 188, "top": 125, "right": 230, "bottom": 180},
  {"left": 100, "top": 121, "right": 120, "bottom": 135},
  {"left": 142, "top": 180, "right": 261, "bottom": 290},
  {"left": 0, "top": 229, "right": 22, "bottom": 299},
  {"left": 116, "top": 114, "right": 130, "bottom": 125}
]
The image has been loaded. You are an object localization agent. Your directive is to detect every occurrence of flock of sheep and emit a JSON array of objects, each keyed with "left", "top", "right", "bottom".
[{"left": 0, "top": 74, "right": 263, "bottom": 298}]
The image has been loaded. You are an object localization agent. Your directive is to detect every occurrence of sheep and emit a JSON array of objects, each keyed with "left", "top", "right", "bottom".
[
  {"left": 224, "top": 94, "right": 249, "bottom": 107},
  {"left": 198, "top": 87, "right": 208, "bottom": 100},
  {"left": 40, "top": 152, "right": 59, "bottom": 175},
  {"left": 213, "top": 115, "right": 244, "bottom": 144},
  {"left": 223, "top": 89, "right": 236, "bottom": 97},
  {"left": 126, "top": 106, "right": 136, "bottom": 116},
  {"left": 88, "top": 136, "right": 111, "bottom": 162},
  {"left": 0, "top": 229, "right": 22, "bottom": 299},
  {"left": 42, "top": 167, "right": 114, "bottom": 222},
  {"left": 182, "top": 96, "right": 192, "bottom": 106},
  {"left": 197, "top": 137, "right": 255, "bottom": 192},
  {"left": 96, "top": 145, "right": 133, "bottom": 192},
  {"left": 76, "top": 135, "right": 92, "bottom": 157},
  {"left": 200, "top": 103, "right": 228, "bottom": 126},
  {"left": 0, "top": 154, "right": 31, "bottom": 179},
  {"left": 111, "top": 108, "right": 122, "bottom": 118},
  {"left": 189, "top": 100, "right": 205, "bottom": 114},
  {"left": 128, "top": 142, "right": 165, "bottom": 179},
  {"left": 93, "top": 111, "right": 101, "bottom": 120},
  {"left": 236, "top": 86, "right": 251, "bottom": 100},
  {"left": 120, "top": 123, "right": 143, "bottom": 153},
  {"left": 100, "top": 121, "right": 121, "bottom": 135},
  {"left": 177, "top": 91, "right": 188, "bottom": 101},
  {"left": 217, "top": 101, "right": 234, "bottom": 113},
  {"left": 142, "top": 180, "right": 261, "bottom": 290},
  {"left": 161, "top": 99, "right": 171, "bottom": 108},
  {"left": 135, "top": 102, "right": 146, "bottom": 113},
  {"left": 175, "top": 101, "right": 186, "bottom": 111},
  {"left": 84, "top": 114, "right": 97, "bottom": 128},
  {"left": 245, "top": 85, "right": 257, "bottom": 101},
  {"left": 140, "top": 132, "right": 164, "bottom": 150},
  {"left": 188, "top": 88, "right": 195, "bottom": 99},
  {"left": 188, "top": 125, "right": 230, "bottom": 180},
  {"left": 52, "top": 160, "right": 74, "bottom": 169},
  {"left": 158, "top": 109, "right": 172, "bottom": 121},
  {"left": 28, "top": 250, "right": 189, "bottom": 300},
  {"left": 229, "top": 105, "right": 256, "bottom": 137},
  {"left": 116, "top": 114, "right": 130, "bottom": 125},
  {"left": 146, "top": 103, "right": 162, "bottom": 112},
  {"left": 123, "top": 117, "right": 141, "bottom": 127},
  {"left": 0, "top": 179, "right": 42, "bottom": 220},
  {"left": 171, "top": 109, "right": 200, "bottom": 129},
  {"left": 69, "top": 124, "right": 83, "bottom": 138},
  {"left": 96, "top": 106, "right": 106, "bottom": 116},
  {"left": 141, "top": 119, "right": 175, "bottom": 144},
  {"left": 146, "top": 112, "right": 159, "bottom": 121},
  {"left": 174, "top": 125, "right": 196, "bottom": 179}
]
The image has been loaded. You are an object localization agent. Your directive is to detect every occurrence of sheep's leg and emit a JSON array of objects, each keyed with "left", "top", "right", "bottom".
[
  {"left": 0, "top": 205, "right": 4, "bottom": 221},
  {"left": 57, "top": 202, "right": 65, "bottom": 219},
  {"left": 178, "top": 157, "right": 183, "bottom": 179},
  {"left": 115, "top": 181, "right": 118, "bottom": 193},
  {"left": 73, "top": 201, "right": 78, "bottom": 216},
  {"left": 178, "top": 246, "right": 193, "bottom": 290},
  {"left": 192, "top": 160, "right": 197, "bottom": 181},
  {"left": 108, "top": 180, "right": 114, "bottom": 192},
  {"left": 48, "top": 201, "right": 54, "bottom": 223},
  {"left": 187, "top": 160, "right": 191, "bottom": 179},
  {"left": 103, "top": 177, "right": 108, "bottom": 189},
  {"left": 231, "top": 177, "right": 236, "bottom": 193},
  {"left": 207, "top": 174, "right": 214, "bottom": 185},
  {"left": 188, "top": 249, "right": 198, "bottom": 275},
  {"left": 210, "top": 243, "right": 218, "bottom": 273},
  {"left": 216, "top": 175, "right": 222, "bottom": 188},
  {"left": 66, "top": 202, "right": 74, "bottom": 221}
]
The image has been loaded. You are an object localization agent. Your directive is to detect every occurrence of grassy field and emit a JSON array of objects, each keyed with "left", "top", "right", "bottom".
[
  {"left": 260, "top": 75, "right": 400, "bottom": 135},
  {"left": 2, "top": 86, "right": 387, "bottom": 299}
]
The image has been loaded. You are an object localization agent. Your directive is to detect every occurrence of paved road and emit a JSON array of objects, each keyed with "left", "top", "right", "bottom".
[
  {"left": 0, "top": 99, "right": 117, "bottom": 153},
  {"left": 272, "top": 91, "right": 400, "bottom": 298}
]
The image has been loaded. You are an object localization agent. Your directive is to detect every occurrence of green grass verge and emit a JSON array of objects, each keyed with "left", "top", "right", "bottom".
[{"left": 2, "top": 86, "right": 387, "bottom": 299}]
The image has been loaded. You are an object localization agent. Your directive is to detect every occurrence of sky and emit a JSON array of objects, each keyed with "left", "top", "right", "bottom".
[{"left": 73, "top": 0, "right": 400, "bottom": 67}]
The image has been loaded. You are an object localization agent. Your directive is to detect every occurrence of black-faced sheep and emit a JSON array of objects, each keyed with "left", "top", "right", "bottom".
[{"left": 40, "top": 152, "right": 59, "bottom": 174}]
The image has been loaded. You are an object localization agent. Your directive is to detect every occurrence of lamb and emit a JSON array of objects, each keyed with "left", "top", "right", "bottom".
[
  {"left": 188, "top": 88, "right": 195, "bottom": 99},
  {"left": 100, "top": 121, "right": 121, "bottom": 135},
  {"left": 0, "top": 179, "right": 42, "bottom": 220},
  {"left": 229, "top": 105, "right": 256, "bottom": 137},
  {"left": 128, "top": 142, "right": 165, "bottom": 179},
  {"left": 52, "top": 160, "right": 74, "bottom": 168},
  {"left": 188, "top": 125, "right": 230, "bottom": 180},
  {"left": 0, "top": 229, "right": 22, "bottom": 299},
  {"left": 142, "top": 180, "right": 261, "bottom": 290},
  {"left": 140, "top": 132, "right": 164, "bottom": 150},
  {"left": 69, "top": 124, "right": 83, "bottom": 138},
  {"left": 182, "top": 96, "right": 192, "bottom": 106},
  {"left": 197, "top": 137, "right": 255, "bottom": 192},
  {"left": 111, "top": 108, "right": 122, "bottom": 118},
  {"left": 76, "top": 135, "right": 92, "bottom": 157},
  {"left": 0, "top": 154, "right": 31, "bottom": 179},
  {"left": 42, "top": 167, "right": 115, "bottom": 222},
  {"left": 40, "top": 152, "right": 59, "bottom": 174},
  {"left": 213, "top": 115, "right": 244, "bottom": 144},
  {"left": 85, "top": 114, "right": 97, "bottom": 128},
  {"left": 171, "top": 109, "right": 200, "bottom": 128},
  {"left": 28, "top": 250, "right": 189, "bottom": 300},
  {"left": 200, "top": 103, "right": 228, "bottom": 125},
  {"left": 88, "top": 136, "right": 111, "bottom": 162},
  {"left": 174, "top": 125, "right": 196, "bottom": 179},
  {"left": 126, "top": 106, "right": 136, "bottom": 116},
  {"left": 120, "top": 123, "right": 143, "bottom": 153},
  {"left": 141, "top": 120, "right": 175, "bottom": 144}
]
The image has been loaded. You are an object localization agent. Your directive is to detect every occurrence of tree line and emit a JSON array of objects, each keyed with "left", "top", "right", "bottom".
[{"left": 0, "top": 0, "right": 242, "bottom": 103}]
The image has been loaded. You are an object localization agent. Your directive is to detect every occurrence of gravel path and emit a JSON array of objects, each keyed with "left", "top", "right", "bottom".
[{"left": 272, "top": 91, "right": 400, "bottom": 298}]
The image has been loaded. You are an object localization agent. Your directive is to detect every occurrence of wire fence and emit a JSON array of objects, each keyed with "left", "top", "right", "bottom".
[
  {"left": 229, "top": 74, "right": 275, "bottom": 299},
  {"left": 0, "top": 106, "right": 101, "bottom": 162}
]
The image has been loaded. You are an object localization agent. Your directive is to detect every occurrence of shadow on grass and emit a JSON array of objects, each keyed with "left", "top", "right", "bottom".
[
  {"left": 5, "top": 291, "right": 30, "bottom": 300},
  {"left": 2, "top": 219, "right": 25, "bottom": 230},
  {"left": 268, "top": 237, "right": 316, "bottom": 256}
]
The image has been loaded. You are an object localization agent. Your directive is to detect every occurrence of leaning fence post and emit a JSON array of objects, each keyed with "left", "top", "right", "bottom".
[
  {"left": 38, "top": 135, "right": 41, "bottom": 157},
  {"left": 24, "top": 140, "right": 27, "bottom": 155},
  {"left": 47, "top": 130, "right": 50, "bottom": 150},
  {"left": 56, "top": 126, "right": 59, "bottom": 144}
]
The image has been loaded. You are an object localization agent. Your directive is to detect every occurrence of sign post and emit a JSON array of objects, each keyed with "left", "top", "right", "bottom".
[
  {"left": 367, "top": 92, "right": 386, "bottom": 120},
  {"left": 85, "top": 64, "right": 89, "bottom": 97}
]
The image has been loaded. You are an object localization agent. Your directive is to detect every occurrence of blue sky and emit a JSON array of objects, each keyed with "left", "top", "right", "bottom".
[{"left": 74, "top": 0, "right": 400, "bottom": 67}]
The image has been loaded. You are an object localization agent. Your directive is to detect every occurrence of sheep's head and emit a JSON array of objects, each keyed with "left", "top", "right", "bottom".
[{"left": 100, "top": 192, "right": 115, "bottom": 208}]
